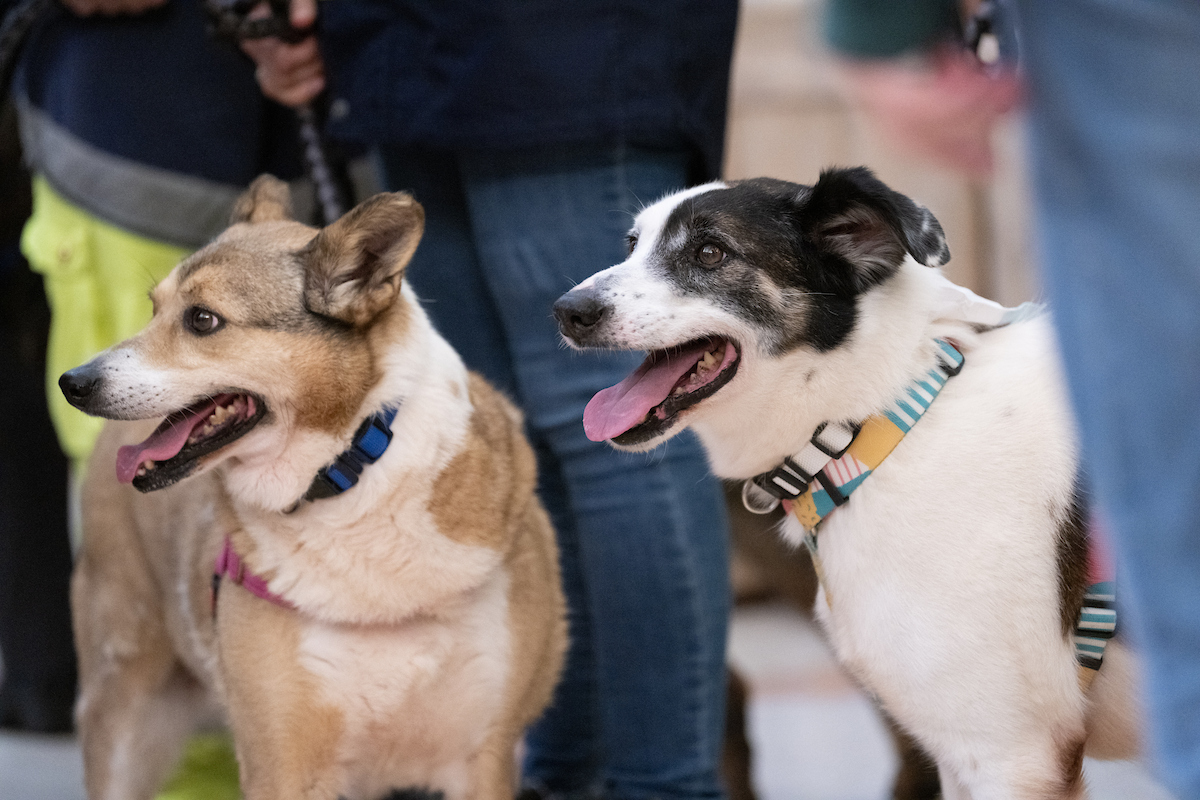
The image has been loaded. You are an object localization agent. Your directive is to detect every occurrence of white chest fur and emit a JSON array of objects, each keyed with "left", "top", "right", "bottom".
[
  {"left": 781, "top": 319, "right": 1087, "bottom": 758},
  {"left": 299, "top": 570, "right": 513, "bottom": 800}
]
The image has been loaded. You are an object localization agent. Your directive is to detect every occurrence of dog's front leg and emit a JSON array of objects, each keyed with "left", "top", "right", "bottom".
[
  {"left": 936, "top": 747, "right": 1089, "bottom": 800},
  {"left": 217, "top": 583, "right": 346, "bottom": 800},
  {"left": 936, "top": 764, "right": 974, "bottom": 800},
  {"left": 73, "top": 558, "right": 205, "bottom": 800},
  {"left": 460, "top": 728, "right": 520, "bottom": 800}
]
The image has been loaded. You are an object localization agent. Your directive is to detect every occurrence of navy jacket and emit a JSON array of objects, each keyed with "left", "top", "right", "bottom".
[
  {"left": 12, "top": 0, "right": 301, "bottom": 246},
  {"left": 318, "top": 0, "right": 739, "bottom": 180}
]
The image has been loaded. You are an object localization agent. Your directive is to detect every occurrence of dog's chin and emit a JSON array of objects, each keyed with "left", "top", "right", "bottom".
[
  {"left": 606, "top": 419, "right": 687, "bottom": 452},
  {"left": 121, "top": 393, "right": 269, "bottom": 493}
]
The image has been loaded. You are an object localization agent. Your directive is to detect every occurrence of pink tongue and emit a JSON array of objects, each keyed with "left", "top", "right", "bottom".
[
  {"left": 115, "top": 399, "right": 218, "bottom": 483},
  {"left": 583, "top": 341, "right": 712, "bottom": 442}
]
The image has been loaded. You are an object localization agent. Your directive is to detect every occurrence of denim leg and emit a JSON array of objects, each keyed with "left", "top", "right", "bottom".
[
  {"left": 379, "top": 146, "right": 605, "bottom": 794},
  {"left": 376, "top": 148, "right": 519, "bottom": 396},
  {"left": 1017, "top": 1, "right": 1200, "bottom": 795},
  {"left": 458, "top": 145, "right": 731, "bottom": 800},
  {"left": 526, "top": 436, "right": 603, "bottom": 797}
]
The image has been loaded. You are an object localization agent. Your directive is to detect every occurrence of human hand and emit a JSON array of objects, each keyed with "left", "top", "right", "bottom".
[
  {"left": 240, "top": 0, "right": 324, "bottom": 108},
  {"left": 838, "top": 47, "right": 1023, "bottom": 178},
  {"left": 59, "top": 0, "right": 166, "bottom": 16}
]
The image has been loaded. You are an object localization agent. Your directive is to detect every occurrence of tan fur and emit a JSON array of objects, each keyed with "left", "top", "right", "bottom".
[
  {"left": 428, "top": 374, "right": 540, "bottom": 550},
  {"left": 218, "top": 584, "right": 347, "bottom": 800},
  {"left": 230, "top": 175, "right": 294, "bottom": 224},
  {"left": 301, "top": 193, "right": 425, "bottom": 328},
  {"left": 1083, "top": 640, "right": 1143, "bottom": 761},
  {"left": 70, "top": 179, "right": 566, "bottom": 800},
  {"left": 1054, "top": 737, "right": 1086, "bottom": 800}
]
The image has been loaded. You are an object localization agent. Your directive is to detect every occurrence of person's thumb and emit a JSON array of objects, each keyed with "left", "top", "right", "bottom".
[{"left": 290, "top": 0, "right": 317, "bottom": 30}]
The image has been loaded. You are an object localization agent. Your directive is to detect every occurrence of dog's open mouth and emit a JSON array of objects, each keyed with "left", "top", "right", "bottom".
[
  {"left": 583, "top": 337, "right": 740, "bottom": 445},
  {"left": 115, "top": 393, "right": 266, "bottom": 492}
]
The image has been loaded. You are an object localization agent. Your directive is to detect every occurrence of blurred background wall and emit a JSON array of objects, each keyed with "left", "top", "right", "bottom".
[{"left": 723, "top": 0, "right": 1038, "bottom": 307}]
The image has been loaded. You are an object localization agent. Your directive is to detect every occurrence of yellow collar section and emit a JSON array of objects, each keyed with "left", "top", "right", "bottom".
[
  {"left": 779, "top": 340, "right": 966, "bottom": 607},
  {"left": 787, "top": 339, "right": 965, "bottom": 531}
]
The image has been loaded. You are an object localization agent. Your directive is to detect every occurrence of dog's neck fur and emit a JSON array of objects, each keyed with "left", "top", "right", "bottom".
[
  {"left": 214, "top": 282, "right": 498, "bottom": 624},
  {"left": 219, "top": 282, "right": 469, "bottom": 514},
  {"left": 691, "top": 262, "right": 978, "bottom": 479}
]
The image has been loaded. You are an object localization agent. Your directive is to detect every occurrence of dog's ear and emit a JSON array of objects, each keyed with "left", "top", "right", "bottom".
[
  {"left": 230, "top": 175, "right": 294, "bottom": 224},
  {"left": 801, "top": 167, "right": 950, "bottom": 292},
  {"left": 300, "top": 193, "right": 425, "bottom": 327}
]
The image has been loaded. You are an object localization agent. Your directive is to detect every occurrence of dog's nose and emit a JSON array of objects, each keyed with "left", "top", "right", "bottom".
[
  {"left": 59, "top": 366, "right": 100, "bottom": 410},
  {"left": 553, "top": 291, "right": 607, "bottom": 342}
]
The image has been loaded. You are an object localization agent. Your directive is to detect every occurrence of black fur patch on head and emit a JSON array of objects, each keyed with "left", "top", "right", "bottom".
[
  {"left": 646, "top": 169, "right": 949, "bottom": 355},
  {"left": 805, "top": 167, "right": 950, "bottom": 271}
]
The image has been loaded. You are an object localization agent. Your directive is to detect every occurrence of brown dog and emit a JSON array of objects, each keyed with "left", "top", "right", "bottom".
[{"left": 61, "top": 177, "right": 566, "bottom": 800}]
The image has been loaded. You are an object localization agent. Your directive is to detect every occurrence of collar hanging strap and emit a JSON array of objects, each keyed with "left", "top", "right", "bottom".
[
  {"left": 211, "top": 534, "right": 295, "bottom": 617},
  {"left": 1076, "top": 520, "right": 1118, "bottom": 689},
  {"left": 303, "top": 404, "right": 400, "bottom": 502}
]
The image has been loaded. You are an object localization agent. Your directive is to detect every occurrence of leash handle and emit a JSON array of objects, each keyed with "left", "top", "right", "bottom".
[
  {"left": 204, "top": 0, "right": 307, "bottom": 44},
  {"left": 203, "top": 0, "right": 353, "bottom": 225}
]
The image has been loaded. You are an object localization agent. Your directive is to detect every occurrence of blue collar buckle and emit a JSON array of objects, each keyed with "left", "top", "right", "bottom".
[{"left": 303, "top": 405, "right": 400, "bottom": 502}]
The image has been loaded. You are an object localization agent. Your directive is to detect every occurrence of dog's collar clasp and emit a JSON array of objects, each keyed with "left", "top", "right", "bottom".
[
  {"left": 741, "top": 421, "right": 858, "bottom": 515},
  {"left": 742, "top": 339, "right": 964, "bottom": 522},
  {"left": 301, "top": 404, "right": 401, "bottom": 503}
]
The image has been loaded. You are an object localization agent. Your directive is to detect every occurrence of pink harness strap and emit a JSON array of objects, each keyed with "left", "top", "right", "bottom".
[{"left": 212, "top": 535, "right": 295, "bottom": 616}]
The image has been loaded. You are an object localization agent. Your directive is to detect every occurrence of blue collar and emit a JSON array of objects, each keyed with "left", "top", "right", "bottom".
[{"left": 302, "top": 405, "right": 400, "bottom": 502}]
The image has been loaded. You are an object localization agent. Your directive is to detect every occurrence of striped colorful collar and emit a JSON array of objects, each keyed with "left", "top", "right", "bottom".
[
  {"left": 1076, "top": 522, "right": 1117, "bottom": 689},
  {"left": 742, "top": 339, "right": 1117, "bottom": 688},
  {"left": 741, "top": 338, "right": 964, "bottom": 527}
]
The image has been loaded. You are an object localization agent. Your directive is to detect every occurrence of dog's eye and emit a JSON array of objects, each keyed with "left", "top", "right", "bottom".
[
  {"left": 185, "top": 307, "right": 223, "bottom": 335},
  {"left": 626, "top": 233, "right": 639, "bottom": 256},
  {"left": 696, "top": 243, "right": 725, "bottom": 266}
]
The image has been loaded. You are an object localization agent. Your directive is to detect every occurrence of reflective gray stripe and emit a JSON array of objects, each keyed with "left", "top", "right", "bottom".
[{"left": 17, "top": 95, "right": 243, "bottom": 249}]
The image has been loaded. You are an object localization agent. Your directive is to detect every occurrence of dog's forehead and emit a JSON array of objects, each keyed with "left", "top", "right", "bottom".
[
  {"left": 637, "top": 178, "right": 813, "bottom": 248},
  {"left": 158, "top": 221, "right": 316, "bottom": 317},
  {"left": 634, "top": 182, "right": 726, "bottom": 240}
]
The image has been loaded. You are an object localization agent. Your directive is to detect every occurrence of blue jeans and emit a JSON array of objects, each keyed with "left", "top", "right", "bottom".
[
  {"left": 377, "top": 144, "right": 731, "bottom": 800},
  {"left": 1016, "top": 0, "right": 1200, "bottom": 795}
]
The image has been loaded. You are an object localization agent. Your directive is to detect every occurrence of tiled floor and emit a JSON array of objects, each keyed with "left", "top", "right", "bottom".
[
  {"left": 0, "top": 727, "right": 85, "bottom": 800},
  {"left": 0, "top": 603, "right": 1177, "bottom": 800}
]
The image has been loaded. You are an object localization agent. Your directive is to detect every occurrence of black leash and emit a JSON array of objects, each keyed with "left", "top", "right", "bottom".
[{"left": 204, "top": 0, "right": 353, "bottom": 224}]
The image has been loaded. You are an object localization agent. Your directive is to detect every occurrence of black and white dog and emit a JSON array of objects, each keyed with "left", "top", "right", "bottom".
[{"left": 554, "top": 168, "right": 1141, "bottom": 800}]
